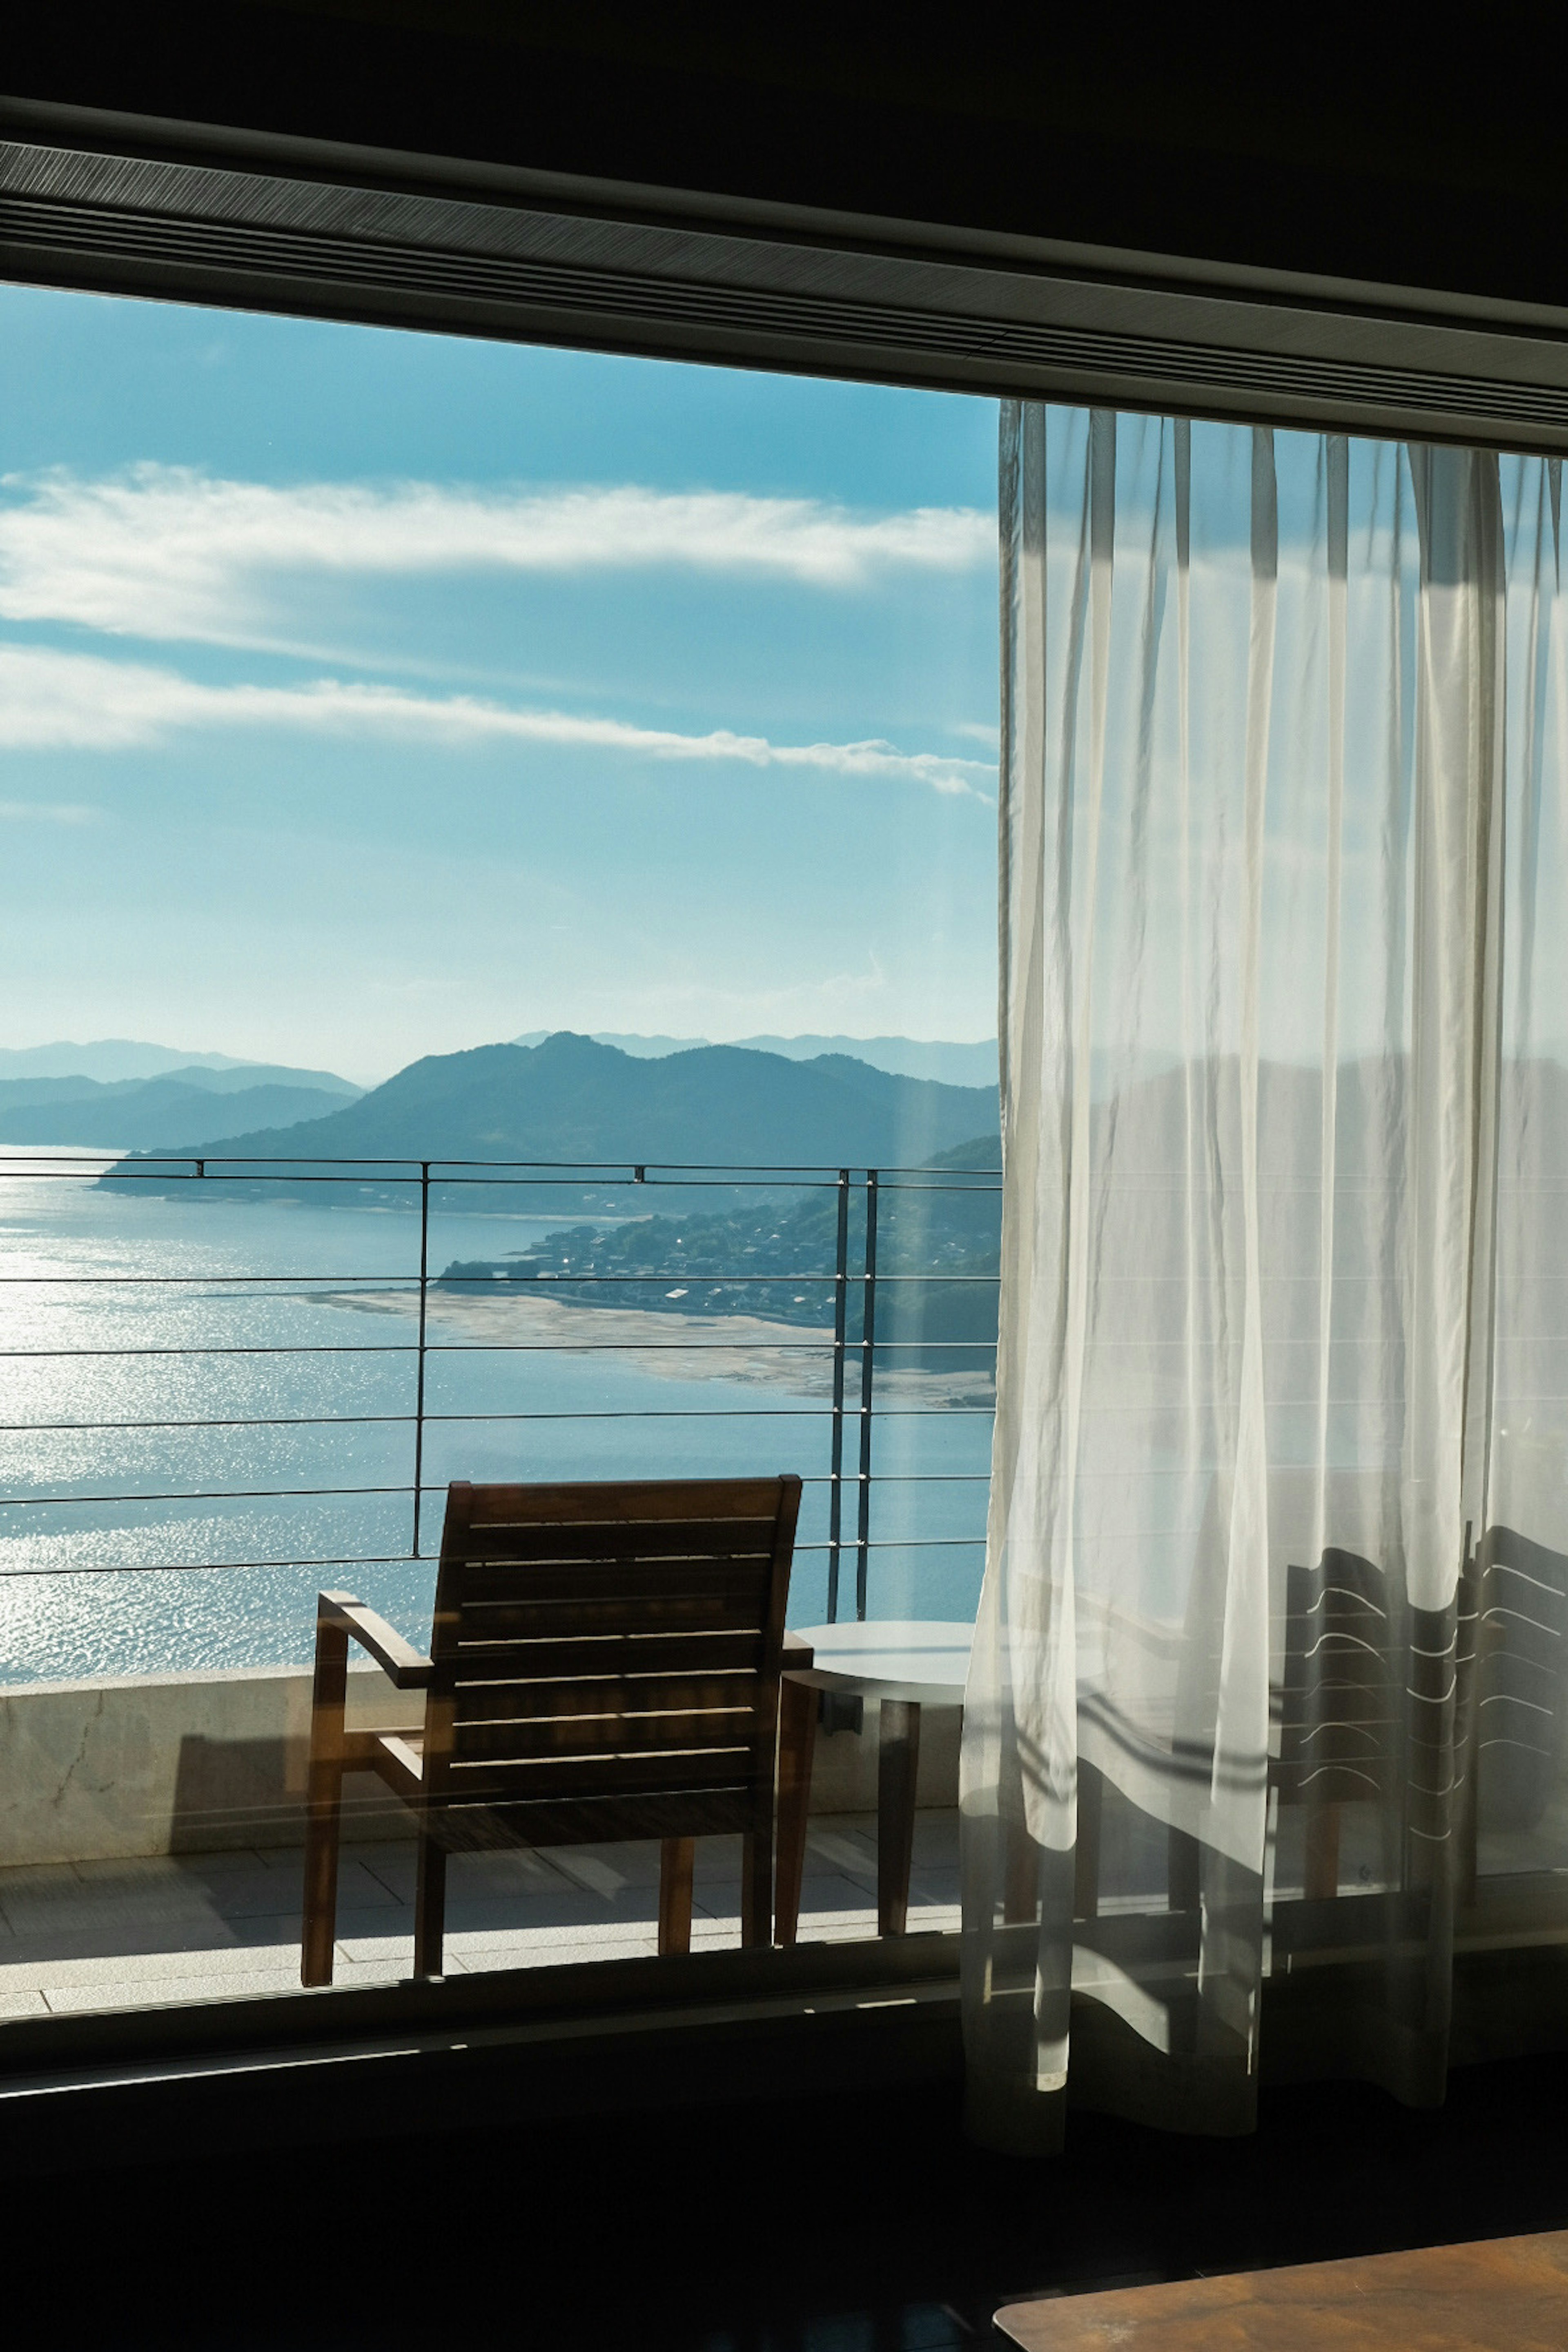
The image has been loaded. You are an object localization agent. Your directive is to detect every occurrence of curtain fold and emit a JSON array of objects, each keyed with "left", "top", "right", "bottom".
[{"left": 962, "top": 403, "right": 1545, "bottom": 2150}]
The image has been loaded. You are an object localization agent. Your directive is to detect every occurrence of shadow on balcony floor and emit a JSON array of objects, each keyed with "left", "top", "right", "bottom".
[{"left": 0, "top": 1809, "right": 961, "bottom": 2015}]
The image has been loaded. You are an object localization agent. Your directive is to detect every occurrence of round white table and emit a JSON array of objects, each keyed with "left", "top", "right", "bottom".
[{"left": 775, "top": 1619, "right": 973, "bottom": 1941}]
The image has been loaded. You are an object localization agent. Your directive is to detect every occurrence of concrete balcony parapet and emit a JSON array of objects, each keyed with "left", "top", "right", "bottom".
[
  {"left": 0, "top": 1660, "right": 422, "bottom": 1870},
  {"left": 0, "top": 1659, "right": 961, "bottom": 1871}
]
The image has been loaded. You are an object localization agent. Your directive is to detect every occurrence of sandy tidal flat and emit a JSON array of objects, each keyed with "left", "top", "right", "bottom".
[{"left": 319, "top": 1285, "right": 995, "bottom": 1408}]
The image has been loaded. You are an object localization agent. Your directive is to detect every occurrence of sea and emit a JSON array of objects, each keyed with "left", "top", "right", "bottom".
[{"left": 0, "top": 1153, "right": 992, "bottom": 1685}]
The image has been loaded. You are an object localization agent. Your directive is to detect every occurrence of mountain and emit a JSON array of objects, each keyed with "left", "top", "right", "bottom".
[
  {"left": 0, "top": 1075, "right": 361, "bottom": 1149},
  {"left": 0, "top": 1040, "right": 357, "bottom": 1090},
  {"left": 113, "top": 1033, "right": 1000, "bottom": 1185},
  {"left": 511, "top": 1031, "right": 999, "bottom": 1090}
]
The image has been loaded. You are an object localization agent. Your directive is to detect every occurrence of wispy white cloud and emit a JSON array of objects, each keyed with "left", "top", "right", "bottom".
[
  {"left": 0, "top": 798, "right": 95, "bottom": 823},
  {"left": 0, "top": 465, "right": 995, "bottom": 646},
  {"left": 0, "top": 644, "right": 992, "bottom": 800}
]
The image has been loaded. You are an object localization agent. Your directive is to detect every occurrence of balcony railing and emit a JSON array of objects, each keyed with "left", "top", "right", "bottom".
[{"left": 0, "top": 1153, "right": 1000, "bottom": 1660}]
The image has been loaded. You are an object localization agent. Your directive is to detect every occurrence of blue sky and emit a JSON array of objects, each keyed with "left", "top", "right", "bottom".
[{"left": 0, "top": 285, "right": 1000, "bottom": 1084}]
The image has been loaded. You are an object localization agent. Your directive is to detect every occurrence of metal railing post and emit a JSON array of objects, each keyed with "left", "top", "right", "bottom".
[
  {"left": 825, "top": 1168, "right": 850, "bottom": 1623},
  {"left": 855, "top": 1168, "right": 879, "bottom": 1622},
  {"left": 411, "top": 1162, "right": 430, "bottom": 1557}
]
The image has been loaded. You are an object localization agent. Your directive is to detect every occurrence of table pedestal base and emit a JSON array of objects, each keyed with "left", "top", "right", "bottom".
[{"left": 775, "top": 1692, "right": 924, "bottom": 1943}]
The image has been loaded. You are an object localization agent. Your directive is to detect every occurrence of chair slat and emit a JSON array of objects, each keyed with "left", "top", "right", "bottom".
[
  {"left": 454, "top": 1478, "right": 789, "bottom": 1526},
  {"left": 453, "top": 1706, "right": 758, "bottom": 1761},
  {"left": 432, "top": 1787, "right": 755, "bottom": 1849},
  {"left": 455, "top": 1559, "right": 771, "bottom": 1610},
  {"left": 448, "top": 1517, "right": 777, "bottom": 1565},
  {"left": 451, "top": 1596, "right": 767, "bottom": 1647},
  {"left": 457, "top": 1671, "right": 760, "bottom": 1724},
  {"left": 446, "top": 1746, "right": 755, "bottom": 1797},
  {"left": 441, "top": 1628, "right": 763, "bottom": 1680}
]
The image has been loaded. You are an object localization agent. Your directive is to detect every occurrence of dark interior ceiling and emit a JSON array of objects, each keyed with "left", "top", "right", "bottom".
[{"left": 4, "top": 5, "right": 1562, "bottom": 311}]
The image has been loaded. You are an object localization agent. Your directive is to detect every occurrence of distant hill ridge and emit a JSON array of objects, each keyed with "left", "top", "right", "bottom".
[
  {"left": 511, "top": 1030, "right": 998, "bottom": 1089},
  {"left": 0, "top": 1040, "right": 356, "bottom": 1089},
  {"left": 122, "top": 1032, "right": 1001, "bottom": 1172},
  {"left": 0, "top": 1072, "right": 361, "bottom": 1151}
]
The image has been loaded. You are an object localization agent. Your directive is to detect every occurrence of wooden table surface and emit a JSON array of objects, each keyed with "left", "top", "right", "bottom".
[{"left": 994, "top": 2231, "right": 1568, "bottom": 2350}]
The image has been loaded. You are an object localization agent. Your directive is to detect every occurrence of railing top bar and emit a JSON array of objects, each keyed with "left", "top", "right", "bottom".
[
  {"left": 0, "top": 1154, "right": 1000, "bottom": 1179},
  {"left": 10, "top": 1169, "right": 863, "bottom": 1188}
]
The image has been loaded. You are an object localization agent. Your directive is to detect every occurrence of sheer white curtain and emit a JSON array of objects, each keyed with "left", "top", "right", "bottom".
[{"left": 960, "top": 403, "right": 1557, "bottom": 2151}]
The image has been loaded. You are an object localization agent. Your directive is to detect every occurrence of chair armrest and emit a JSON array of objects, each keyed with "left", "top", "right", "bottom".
[
  {"left": 317, "top": 1591, "right": 433, "bottom": 1689},
  {"left": 782, "top": 1633, "right": 815, "bottom": 1673}
]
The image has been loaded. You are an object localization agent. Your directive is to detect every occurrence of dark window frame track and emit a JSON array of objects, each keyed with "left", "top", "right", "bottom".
[{"left": 4, "top": 96, "right": 1568, "bottom": 449}]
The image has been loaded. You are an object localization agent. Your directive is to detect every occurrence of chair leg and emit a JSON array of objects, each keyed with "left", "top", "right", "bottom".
[
  {"left": 414, "top": 1824, "right": 447, "bottom": 1979},
  {"left": 1303, "top": 1800, "right": 1341, "bottom": 1901},
  {"left": 301, "top": 1608, "right": 349, "bottom": 1987},
  {"left": 301, "top": 1750, "right": 345, "bottom": 1987},
  {"left": 659, "top": 1837, "right": 695, "bottom": 1954},
  {"left": 775, "top": 1676, "right": 817, "bottom": 1946},
  {"left": 878, "top": 1700, "right": 921, "bottom": 1936},
  {"left": 740, "top": 1829, "right": 771, "bottom": 1949}
]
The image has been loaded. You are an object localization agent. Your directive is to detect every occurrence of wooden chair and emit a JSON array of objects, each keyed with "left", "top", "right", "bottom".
[{"left": 301, "top": 1474, "right": 802, "bottom": 1985}]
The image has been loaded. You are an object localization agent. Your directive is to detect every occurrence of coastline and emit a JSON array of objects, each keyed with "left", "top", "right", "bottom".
[{"left": 317, "top": 1285, "right": 996, "bottom": 1408}]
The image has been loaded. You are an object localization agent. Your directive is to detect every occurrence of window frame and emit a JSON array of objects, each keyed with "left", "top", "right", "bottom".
[{"left": 0, "top": 92, "right": 1565, "bottom": 2099}]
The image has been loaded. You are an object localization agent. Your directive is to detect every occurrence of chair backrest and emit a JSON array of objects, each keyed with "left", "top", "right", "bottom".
[{"left": 421, "top": 1476, "right": 801, "bottom": 1851}]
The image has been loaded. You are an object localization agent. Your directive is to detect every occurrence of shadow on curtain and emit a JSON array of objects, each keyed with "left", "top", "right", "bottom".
[{"left": 962, "top": 403, "right": 1568, "bottom": 2150}]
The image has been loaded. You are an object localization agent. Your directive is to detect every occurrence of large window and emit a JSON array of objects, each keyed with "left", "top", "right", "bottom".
[{"left": 0, "top": 283, "right": 999, "bottom": 2022}]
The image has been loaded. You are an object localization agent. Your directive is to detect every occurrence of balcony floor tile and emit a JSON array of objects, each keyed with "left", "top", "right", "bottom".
[{"left": 0, "top": 1807, "right": 958, "bottom": 2019}]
